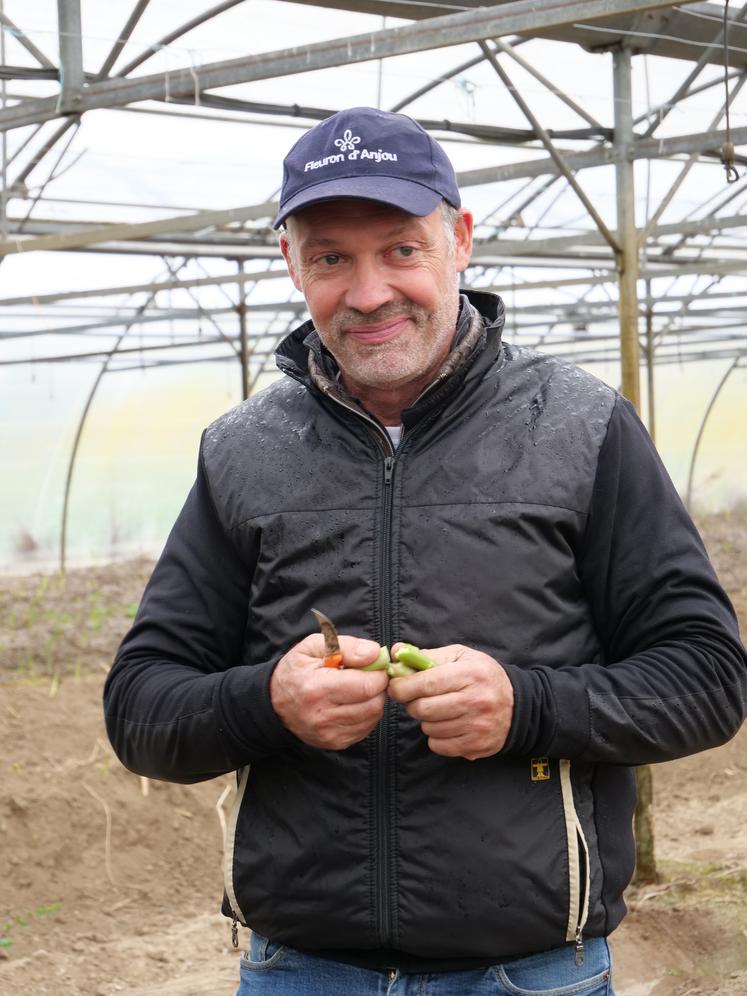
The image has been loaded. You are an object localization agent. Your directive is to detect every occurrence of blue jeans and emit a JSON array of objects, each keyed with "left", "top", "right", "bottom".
[{"left": 237, "top": 932, "right": 615, "bottom": 995}]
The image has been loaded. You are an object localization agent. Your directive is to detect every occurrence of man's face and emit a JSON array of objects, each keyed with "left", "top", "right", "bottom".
[{"left": 280, "top": 200, "right": 473, "bottom": 401}]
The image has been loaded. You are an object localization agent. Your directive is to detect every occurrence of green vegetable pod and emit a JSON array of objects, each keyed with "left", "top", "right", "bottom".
[
  {"left": 394, "top": 644, "right": 436, "bottom": 671},
  {"left": 386, "top": 660, "right": 416, "bottom": 678},
  {"left": 362, "top": 645, "right": 391, "bottom": 671}
]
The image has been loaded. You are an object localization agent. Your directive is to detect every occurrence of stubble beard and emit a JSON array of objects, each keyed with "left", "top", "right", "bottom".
[{"left": 319, "top": 282, "right": 460, "bottom": 394}]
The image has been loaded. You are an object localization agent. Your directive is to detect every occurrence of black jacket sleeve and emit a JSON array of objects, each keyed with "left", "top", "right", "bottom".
[
  {"left": 503, "top": 395, "right": 746, "bottom": 764},
  {"left": 103, "top": 437, "right": 297, "bottom": 783}
]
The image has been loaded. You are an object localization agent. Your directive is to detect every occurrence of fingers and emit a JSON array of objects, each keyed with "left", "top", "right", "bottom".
[
  {"left": 387, "top": 651, "right": 470, "bottom": 704},
  {"left": 401, "top": 690, "right": 469, "bottom": 723},
  {"left": 297, "top": 632, "right": 385, "bottom": 671},
  {"left": 426, "top": 734, "right": 493, "bottom": 762},
  {"left": 330, "top": 668, "right": 390, "bottom": 704},
  {"left": 387, "top": 648, "right": 514, "bottom": 761},
  {"left": 270, "top": 634, "right": 389, "bottom": 750},
  {"left": 272, "top": 634, "right": 513, "bottom": 758}
]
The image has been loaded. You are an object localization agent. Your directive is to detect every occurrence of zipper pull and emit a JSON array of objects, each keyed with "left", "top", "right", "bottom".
[
  {"left": 384, "top": 456, "right": 394, "bottom": 485},
  {"left": 231, "top": 912, "right": 239, "bottom": 949},
  {"left": 574, "top": 926, "right": 585, "bottom": 967}
]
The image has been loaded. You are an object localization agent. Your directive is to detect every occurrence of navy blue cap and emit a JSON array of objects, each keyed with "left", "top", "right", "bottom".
[{"left": 273, "top": 106, "right": 461, "bottom": 229}]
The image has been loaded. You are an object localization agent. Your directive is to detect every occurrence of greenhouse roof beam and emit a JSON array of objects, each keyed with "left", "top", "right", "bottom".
[
  {"left": 457, "top": 124, "right": 747, "bottom": 185},
  {"left": 0, "top": 0, "right": 700, "bottom": 132},
  {"left": 489, "top": 36, "right": 604, "bottom": 131},
  {"left": 0, "top": 10, "right": 55, "bottom": 70},
  {"left": 56, "top": 0, "right": 84, "bottom": 115},
  {"left": 155, "top": 90, "right": 613, "bottom": 141},
  {"left": 4, "top": 127, "right": 744, "bottom": 257},
  {"left": 0, "top": 268, "right": 289, "bottom": 308},
  {"left": 477, "top": 39, "right": 619, "bottom": 252},
  {"left": 96, "top": 0, "right": 152, "bottom": 80},
  {"left": 114, "top": 0, "right": 250, "bottom": 78},
  {"left": 479, "top": 258, "right": 747, "bottom": 294},
  {"left": 287, "top": 1, "right": 747, "bottom": 68},
  {"left": 472, "top": 212, "right": 747, "bottom": 256},
  {"left": 0, "top": 200, "right": 277, "bottom": 255},
  {"left": 641, "top": 0, "right": 747, "bottom": 138}
]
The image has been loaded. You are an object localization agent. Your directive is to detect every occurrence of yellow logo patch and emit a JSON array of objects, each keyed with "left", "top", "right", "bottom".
[{"left": 531, "top": 757, "right": 551, "bottom": 781}]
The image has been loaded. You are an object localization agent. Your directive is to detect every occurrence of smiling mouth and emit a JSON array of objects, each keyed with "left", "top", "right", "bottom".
[{"left": 346, "top": 316, "right": 410, "bottom": 345}]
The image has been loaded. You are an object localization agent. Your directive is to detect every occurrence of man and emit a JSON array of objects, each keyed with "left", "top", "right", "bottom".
[{"left": 104, "top": 107, "right": 746, "bottom": 995}]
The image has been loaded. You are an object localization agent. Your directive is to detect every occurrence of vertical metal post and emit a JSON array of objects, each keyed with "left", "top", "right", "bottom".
[
  {"left": 613, "top": 47, "right": 640, "bottom": 412},
  {"left": 238, "top": 260, "right": 249, "bottom": 400},
  {"left": 0, "top": 0, "right": 7, "bottom": 240},
  {"left": 57, "top": 0, "right": 84, "bottom": 114},
  {"left": 376, "top": 17, "right": 386, "bottom": 108},
  {"left": 615, "top": 48, "right": 654, "bottom": 884},
  {"left": 645, "top": 280, "right": 655, "bottom": 444}
]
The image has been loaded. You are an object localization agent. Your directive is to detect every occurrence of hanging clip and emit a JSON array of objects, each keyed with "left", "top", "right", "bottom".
[{"left": 721, "top": 142, "right": 739, "bottom": 183}]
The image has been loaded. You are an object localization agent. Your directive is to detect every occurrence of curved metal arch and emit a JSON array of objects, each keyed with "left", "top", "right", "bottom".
[
  {"left": 59, "top": 259, "right": 190, "bottom": 572},
  {"left": 685, "top": 355, "right": 743, "bottom": 511}
]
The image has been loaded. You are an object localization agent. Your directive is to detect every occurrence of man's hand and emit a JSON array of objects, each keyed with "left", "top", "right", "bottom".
[
  {"left": 270, "top": 634, "right": 389, "bottom": 750},
  {"left": 387, "top": 644, "right": 514, "bottom": 760}
]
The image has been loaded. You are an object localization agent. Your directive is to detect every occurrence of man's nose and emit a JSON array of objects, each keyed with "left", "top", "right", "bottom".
[{"left": 343, "top": 258, "right": 395, "bottom": 314}]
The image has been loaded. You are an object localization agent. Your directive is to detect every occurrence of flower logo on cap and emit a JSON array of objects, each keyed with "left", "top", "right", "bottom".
[{"left": 334, "top": 129, "right": 361, "bottom": 153}]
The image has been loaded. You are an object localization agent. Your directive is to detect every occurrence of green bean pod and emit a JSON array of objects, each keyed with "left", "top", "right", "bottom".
[
  {"left": 394, "top": 644, "right": 436, "bottom": 671},
  {"left": 362, "top": 645, "right": 391, "bottom": 671},
  {"left": 387, "top": 660, "right": 416, "bottom": 678}
]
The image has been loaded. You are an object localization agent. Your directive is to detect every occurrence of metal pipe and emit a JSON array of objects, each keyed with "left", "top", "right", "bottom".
[
  {"left": 161, "top": 257, "right": 242, "bottom": 359},
  {"left": 95, "top": 0, "right": 152, "bottom": 80},
  {"left": 237, "top": 259, "right": 249, "bottom": 399},
  {"left": 11, "top": 118, "right": 77, "bottom": 187},
  {"left": 614, "top": 47, "right": 640, "bottom": 411},
  {"left": 685, "top": 357, "right": 742, "bottom": 511},
  {"left": 115, "top": 0, "right": 248, "bottom": 78},
  {"left": 457, "top": 124, "right": 747, "bottom": 186},
  {"left": 641, "top": 1, "right": 747, "bottom": 138},
  {"left": 59, "top": 259, "right": 195, "bottom": 570},
  {"left": 1, "top": 0, "right": 7, "bottom": 241},
  {"left": 0, "top": 10, "right": 55, "bottom": 69},
  {"left": 635, "top": 70, "right": 743, "bottom": 128},
  {"left": 477, "top": 40, "right": 620, "bottom": 252},
  {"left": 389, "top": 50, "right": 489, "bottom": 113},
  {"left": 637, "top": 74, "right": 747, "bottom": 248},
  {"left": 56, "top": 0, "right": 84, "bottom": 115},
  {"left": 59, "top": 289, "right": 160, "bottom": 572},
  {"left": 490, "top": 37, "right": 604, "bottom": 130},
  {"left": 0, "top": 266, "right": 287, "bottom": 306},
  {"left": 645, "top": 280, "right": 656, "bottom": 443},
  {"left": 0, "top": 199, "right": 277, "bottom": 255},
  {"left": 476, "top": 210, "right": 747, "bottom": 256},
  {"left": 0, "top": 0, "right": 705, "bottom": 131}
]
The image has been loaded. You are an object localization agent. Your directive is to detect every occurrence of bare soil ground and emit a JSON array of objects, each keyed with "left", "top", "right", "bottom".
[{"left": 1, "top": 512, "right": 745, "bottom": 996}]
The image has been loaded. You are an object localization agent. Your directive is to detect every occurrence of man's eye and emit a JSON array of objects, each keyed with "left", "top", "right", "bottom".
[
  {"left": 396, "top": 246, "right": 416, "bottom": 258},
  {"left": 322, "top": 254, "right": 341, "bottom": 266}
]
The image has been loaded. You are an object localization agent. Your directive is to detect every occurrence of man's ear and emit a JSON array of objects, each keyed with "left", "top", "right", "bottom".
[
  {"left": 279, "top": 232, "right": 303, "bottom": 292},
  {"left": 454, "top": 209, "right": 474, "bottom": 273}
]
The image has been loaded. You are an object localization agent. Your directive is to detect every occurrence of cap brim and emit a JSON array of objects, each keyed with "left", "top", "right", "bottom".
[{"left": 273, "top": 176, "right": 442, "bottom": 229}]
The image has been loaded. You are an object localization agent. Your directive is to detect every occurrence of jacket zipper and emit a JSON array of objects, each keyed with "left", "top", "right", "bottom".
[
  {"left": 376, "top": 453, "right": 396, "bottom": 946},
  {"left": 224, "top": 766, "right": 251, "bottom": 947},
  {"left": 559, "top": 759, "right": 591, "bottom": 966},
  {"left": 573, "top": 829, "right": 589, "bottom": 966},
  {"left": 317, "top": 391, "right": 398, "bottom": 947}
]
